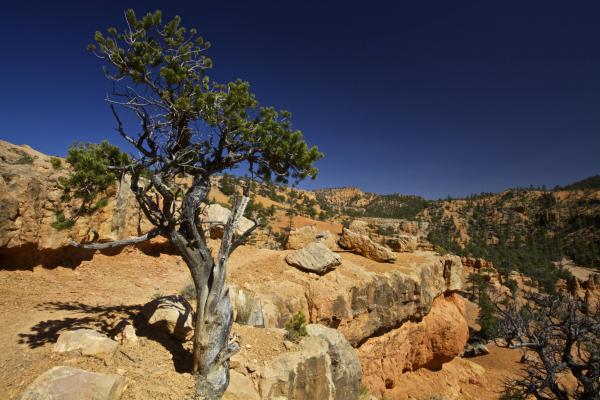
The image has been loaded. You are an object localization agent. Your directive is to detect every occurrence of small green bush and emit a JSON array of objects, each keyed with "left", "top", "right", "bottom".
[
  {"left": 50, "top": 157, "right": 62, "bottom": 170},
  {"left": 94, "top": 198, "right": 109, "bottom": 209},
  {"left": 15, "top": 153, "right": 34, "bottom": 165},
  {"left": 51, "top": 212, "right": 75, "bottom": 231},
  {"left": 285, "top": 311, "right": 307, "bottom": 343},
  {"left": 434, "top": 245, "right": 448, "bottom": 255}
]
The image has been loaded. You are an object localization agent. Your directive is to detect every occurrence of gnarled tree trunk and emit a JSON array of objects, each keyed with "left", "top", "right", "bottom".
[{"left": 169, "top": 177, "right": 252, "bottom": 399}]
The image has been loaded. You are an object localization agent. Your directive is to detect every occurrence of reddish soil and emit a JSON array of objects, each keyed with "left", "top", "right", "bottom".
[{"left": 0, "top": 242, "right": 524, "bottom": 400}]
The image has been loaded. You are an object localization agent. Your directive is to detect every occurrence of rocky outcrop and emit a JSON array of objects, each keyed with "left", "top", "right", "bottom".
[
  {"left": 348, "top": 220, "right": 370, "bottom": 236},
  {"left": 259, "top": 335, "right": 334, "bottom": 399},
  {"left": 358, "top": 294, "right": 469, "bottom": 397},
  {"left": 0, "top": 141, "right": 150, "bottom": 253},
  {"left": 20, "top": 366, "right": 126, "bottom": 400},
  {"left": 286, "top": 225, "right": 338, "bottom": 250},
  {"left": 285, "top": 242, "right": 342, "bottom": 274},
  {"left": 258, "top": 325, "right": 362, "bottom": 400},
  {"left": 385, "top": 235, "right": 418, "bottom": 252},
  {"left": 54, "top": 329, "right": 117, "bottom": 356},
  {"left": 142, "top": 295, "right": 194, "bottom": 341},
  {"left": 306, "top": 324, "right": 362, "bottom": 400},
  {"left": 461, "top": 256, "right": 494, "bottom": 270},
  {"left": 203, "top": 203, "right": 254, "bottom": 239},
  {"left": 338, "top": 228, "right": 396, "bottom": 263},
  {"left": 229, "top": 248, "right": 464, "bottom": 347}
]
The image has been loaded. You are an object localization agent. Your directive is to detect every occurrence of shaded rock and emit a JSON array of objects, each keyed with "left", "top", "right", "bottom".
[
  {"left": 520, "top": 352, "right": 538, "bottom": 364},
  {"left": 306, "top": 324, "right": 362, "bottom": 400},
  {"left": 142, "top": 295, "right": 194, "bottom": 341},
  {"left": 286, "top": 225, "right": 338, "bottom": 250},
  {"left": 285, "top": 242, "right": 342, "bottom": 274},
  {"left": 113, "top": 319, "right": 137, "bottom": 345},
  {"left": 359, "top": 294, "right": 469, "bottom": 397},
  {"left": 20, "top": 366, "right": 126, "bottom": 400},
  {"left": 462, "top": 342, "right": 489, "bottom": 357},
  {"left": 203, "top": 203, "right": 254, "bottom": 239},
  {"left": 338, "top": 228, "right": 396, "bottom": 263},
  {"left": 223, "top": 370, "right": 260, "bottom": 400},
  {"left": 386, "top": 235, "right": 417, "bottom": 253},
  {"left": 53, "top": 329, "right": 117, "bottom": 356}
]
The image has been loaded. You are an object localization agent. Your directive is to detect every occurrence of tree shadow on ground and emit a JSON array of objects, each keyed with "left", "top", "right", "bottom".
[
  {"left": 1, "top": 240, "right": 179, "bottom": 271},
  {"left": 18, "top": 301, "right": 192, "bottom": 373}
]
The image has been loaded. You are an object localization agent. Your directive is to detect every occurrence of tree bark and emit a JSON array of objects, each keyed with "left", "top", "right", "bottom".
[{"left": 169, "top": 178, "right": 250, "bottom": 399}]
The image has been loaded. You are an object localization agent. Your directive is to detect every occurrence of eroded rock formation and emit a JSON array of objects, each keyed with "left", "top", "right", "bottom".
[{"left": 358, "top": 294, "right": 469, "bottom": 397}]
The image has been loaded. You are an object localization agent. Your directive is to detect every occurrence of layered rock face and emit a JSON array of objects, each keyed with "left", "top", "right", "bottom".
[
  {"left": 227, "top": 248, "right": 467, "bottom": 397},
  {"left": 0, "top": 141, "right": 151, "bottom": 267},
  {"left": 258, "top": 326, "right": 362, "bottom": 400},
  {"left": 359, "top": 294, "right": 469, "bottom": 397},
  {"left": 230, "top": 248, "right": 464, "bottom": 346}
]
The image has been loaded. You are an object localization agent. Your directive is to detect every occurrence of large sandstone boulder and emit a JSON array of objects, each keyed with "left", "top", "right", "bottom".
[
  {"left": 286, "top": 225, "right": 337, "bottom": 250},
  {"left": 385, "top": 235, "right": 417, "bottom": 252},
  {"left": 142, "top": 295, "right": 194, "bottom": 341},
  {"left": 338, "top": 228, "right": 396, "bottom": 263},
  {"left": 259, "top": 335, "right": 334, "bottom": 399},
  {"left": 359, "top": 294, "right": 469, "bottom": 397},
  {"left": 258, "top": 325, "right": 362, "bottom": 400},
  {"left": 203, "top": 203, "right": 254, "bottom": 239},
  {"left": 20, "top": 366, "right": 126, "bottom": 400},
  {"left": 285, "top": 242, "right": 342, "bottom": 274},
  {"left": 223, "top": 370, "right": 260, "bottom": 400},
  {"left": 53, "top": 329, "right": 117, "bottom": 356},
  {"left": 306, "top": 324, "right": 362, "bottom": 400},
  {"left": 348, "top": 220, "right": 370, "bottom": 236}
]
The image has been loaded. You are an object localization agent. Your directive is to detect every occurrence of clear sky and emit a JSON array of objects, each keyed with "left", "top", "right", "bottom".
[{"left": 1, "top": 1, "right": 598, "bottom": 199}]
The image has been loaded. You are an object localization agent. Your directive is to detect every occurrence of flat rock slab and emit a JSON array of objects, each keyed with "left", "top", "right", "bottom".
[
  {"left": 54, "top": 329, "right": 117, "bottom": 355},
  {"left": 20, "top": 366, "right": 126, "bottom": 400},
  {"left": 285, "top": 242, "right": 342, "bottom": 274},
  {"left": 338, "top": 228, "right": 396, "bottom": 263}
]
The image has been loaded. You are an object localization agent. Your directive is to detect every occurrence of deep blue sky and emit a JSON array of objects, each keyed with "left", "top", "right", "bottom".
[{"left": 1, "top": 1, "right": 599, "bottom": 199}]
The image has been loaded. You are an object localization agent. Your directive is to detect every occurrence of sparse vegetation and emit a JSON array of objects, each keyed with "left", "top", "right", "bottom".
[
  {"left": 50, "top": 212, "right": 75, "bottom": 231},
  {"left": 496, "top": 292, "right": 600, "bottom": 399},
  {"left": 50, "top": 157, "right": 62, "bottom": 170},
  {"left": 284, "top": 311, "right": 308, "bottom": 343},
  {"left": 15, "top": 153, "right": 34, "bottom": 165},
  {"left": 235, "top": 293, "right": 259, "bottom": 325},
  {"left": 219, "top": 174, "right": 237, "bottom": 196}
]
